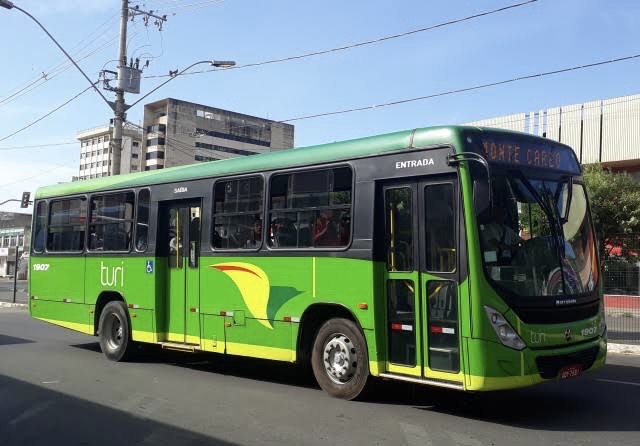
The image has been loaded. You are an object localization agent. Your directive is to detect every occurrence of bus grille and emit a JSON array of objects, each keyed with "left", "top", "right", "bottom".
[
  {"left": 535, "top": 346, "right": 600, "bottom": 379},
  {"left": 513, "top": 299, "right": 599, "bottom": 324}
]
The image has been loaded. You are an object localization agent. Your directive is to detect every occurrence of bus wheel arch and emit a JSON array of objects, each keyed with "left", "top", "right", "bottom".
[
  {"left": 94, "top": 291, "right": 127, "bottom": 336},
  {"left": 297, "top": 304, "right": 370, "bottom": 399},
  {"left": 97, "top": 300, "right": 136, "bottom": 362}
]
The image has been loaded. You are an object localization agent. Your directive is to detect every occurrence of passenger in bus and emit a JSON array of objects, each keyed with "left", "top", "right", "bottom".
[
  {"left": 246, "top": 218, "right": 262, "bottom": 248},
  {"left": 480, "top": 207, "right": 521, "bottom": 263},
  {"left": 313, "top": 209, "right": 339, "bottom": 246}
]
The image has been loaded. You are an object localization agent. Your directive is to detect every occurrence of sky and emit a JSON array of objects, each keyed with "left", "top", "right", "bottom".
[{"left": 0, "top": 0, "right": 639, "bottom": 213}]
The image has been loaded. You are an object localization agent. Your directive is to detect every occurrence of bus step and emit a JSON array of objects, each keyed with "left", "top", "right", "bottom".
[
  {"left": 378, "top": 373, "right": 464, "bottom": 390},
  {"left": 160, "top": 342, "right": 198, "bottom": 353}
]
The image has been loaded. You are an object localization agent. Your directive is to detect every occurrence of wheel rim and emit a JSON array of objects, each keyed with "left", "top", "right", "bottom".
[
  {"left": 323, "top": 333, "right": 357, "bottom": 385},
  {"left": 104, "top": 313, "right": 124, "bottom": 351}
]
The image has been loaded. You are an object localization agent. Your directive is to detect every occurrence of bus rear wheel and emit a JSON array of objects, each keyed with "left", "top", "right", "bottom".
[
  {"left": 98, "top": 301, "right": 135, "bottom": 361},
  {"left": 311, "top": 318, "right": 370, "bottom": 400}
]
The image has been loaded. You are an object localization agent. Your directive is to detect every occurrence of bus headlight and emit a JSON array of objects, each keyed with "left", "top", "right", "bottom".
[{"left": 484, "top": 306, "right": 526, "bottom": 351}]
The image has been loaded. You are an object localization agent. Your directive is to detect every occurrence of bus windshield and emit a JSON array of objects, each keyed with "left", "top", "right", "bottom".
[{"left": 477, "top": 171, "right": 598, "bottom": 298}]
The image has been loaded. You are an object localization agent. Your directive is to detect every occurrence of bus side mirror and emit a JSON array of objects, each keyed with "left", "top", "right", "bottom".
[{"left": 473, "top": 179, "right": 491, "bottom": 217}]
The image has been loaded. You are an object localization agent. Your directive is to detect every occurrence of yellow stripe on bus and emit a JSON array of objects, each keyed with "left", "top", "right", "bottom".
[{"left": 36, "top": 317, "right": 94, "bottom": 335}]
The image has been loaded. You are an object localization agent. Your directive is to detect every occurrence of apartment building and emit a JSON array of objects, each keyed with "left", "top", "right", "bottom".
[
  {"left": 76, "top": 123, "right": 143, "bottom": 179},
  {"left": 142, "top": 98, "right": 294, "bottom": 170}
]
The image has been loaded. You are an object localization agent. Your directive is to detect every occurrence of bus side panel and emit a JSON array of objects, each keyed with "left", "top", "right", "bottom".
[
  {"left": 314, "top": 257, "right": 375, "bottom": 330},
  {"left": 31, "top": 300, "right": 93, "bottom": 335},
  {"left": 29, "top": 256, "right": 85, "bottom": 304},
  {"left": 200, "top": 256, "right": 374, "bottom": 361}
]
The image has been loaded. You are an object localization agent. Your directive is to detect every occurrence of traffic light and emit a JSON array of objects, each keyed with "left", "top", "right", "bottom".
[{"left": 20, "top": 191, "right": 30, "bottom": 208}]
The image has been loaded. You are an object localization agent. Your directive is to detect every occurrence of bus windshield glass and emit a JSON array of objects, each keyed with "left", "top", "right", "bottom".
[{"left": 467, "top": 133, "right": 598, "bottom": 299}]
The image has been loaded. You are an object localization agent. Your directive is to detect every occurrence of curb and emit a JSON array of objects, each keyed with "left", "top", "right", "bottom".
[
  {"left": 608, "top": 343, "right": 640, "bottom": 355},
  {"left": 0, "top": 302, "right": 27, "bottom": 308}
]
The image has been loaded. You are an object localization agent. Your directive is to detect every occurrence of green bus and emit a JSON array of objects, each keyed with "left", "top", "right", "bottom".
[{"left": 29, "top": 125, "right": 606, "bottom": 399}]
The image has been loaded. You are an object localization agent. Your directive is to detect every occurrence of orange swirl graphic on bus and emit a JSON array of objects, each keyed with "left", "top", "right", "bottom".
[{"left": 210, "top": 262, "right": 272, "bottom": 329}]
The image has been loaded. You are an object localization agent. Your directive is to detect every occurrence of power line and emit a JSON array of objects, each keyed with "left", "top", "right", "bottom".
[
  {"left": 0, "top": 164, "right": 70, "bottom": 190},
  {"left": 278, "top": 53, "right": 640, "bottom": 123},
  {"left": 0, "top": 141, "right": 77, "bottom": 151},
  {"left": 0, "top": 36, "right": 118, "bottom": 107},
  {"left": 143, "top": 0, "right": 540, "bottom": 79},
  {"left": 0, "top": 83, "right": 96, "bottom": 143},
  {"left": 0, "top": 13, "right": 120, "bottom": 105},
  {"left": 467, "top": 94, "right": 640, "bottom": 129}
]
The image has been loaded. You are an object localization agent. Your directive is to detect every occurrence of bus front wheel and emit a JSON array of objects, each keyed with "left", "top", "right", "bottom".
[
  {"left": 311, "top": 318, "right": 370, "bottom": 400},
  {"left": 98, "top": 301, "right": 135, "bottom": 361}
]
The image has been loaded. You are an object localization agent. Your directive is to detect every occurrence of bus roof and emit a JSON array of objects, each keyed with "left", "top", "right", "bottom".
[{"left": 34, "top": 125, "right": 551, "bottom": 199}]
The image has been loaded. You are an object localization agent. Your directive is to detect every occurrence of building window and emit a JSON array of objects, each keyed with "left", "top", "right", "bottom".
[
  {"left": 195, "top": 142, "right": 258, "bottom": 157},
  {"left": 104, "top": 135, "right": 110, "bottom": 142},
  {"left": 133, "top": 141, "right": 139, "bottom": 147},
  {"left": 268, "top": 167, "right": 352, "bottom": 249},
  {"left": 132, "top": 153, "right": 139, "bottom": 159},
  {"left": 212, "top": 176, "right": 264, "bottom": 249},
  {"left": 47, "top": 198, "right": 86, "bottom": 252},
  {"left": 89, "top": 192, "right": 135, "bottom": 251},
  {"left": 146, "top": 151, "right": 165, "bottom": 160},
  {"left": 196, "top": 109, "right": 205, "bottom": 118},
  {"left": 146, "top": 137, "right": 166, "bottom": 147},
  {"left": 195, "top": 155, "right": 217, "bottom": 162}
]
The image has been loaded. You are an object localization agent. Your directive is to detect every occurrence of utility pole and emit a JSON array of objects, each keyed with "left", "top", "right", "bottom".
[
  {"left": 107, "top": 1, "right": 166, "bottom": 175},
  {"left": 111, "top": 0, "right": 129, "bottom": 176}
]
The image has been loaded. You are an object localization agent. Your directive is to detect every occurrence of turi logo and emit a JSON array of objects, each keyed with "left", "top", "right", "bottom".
[{"left": 100, "top": 261, "right": 124, "bottom": 287}]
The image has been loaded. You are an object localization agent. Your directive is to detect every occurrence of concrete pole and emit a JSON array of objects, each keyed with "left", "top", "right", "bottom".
[{"left": 111, "top": 0, "right": 129, "bottom": 176}]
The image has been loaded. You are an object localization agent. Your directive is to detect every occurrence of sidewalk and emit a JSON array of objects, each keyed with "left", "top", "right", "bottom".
[{"left": 0, "top": 278, "right": 28, "bottom": 305}]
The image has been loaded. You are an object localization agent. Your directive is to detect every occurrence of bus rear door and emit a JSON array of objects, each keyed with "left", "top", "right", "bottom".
[{"left": 160, "top": 200, "right": 202, "bottom": 345}]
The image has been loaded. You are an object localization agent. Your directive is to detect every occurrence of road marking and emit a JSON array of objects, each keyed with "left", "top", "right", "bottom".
[
  {"left": 400, "top": 422, "right": 433, "bottom": 446},
  {"left": 595, "top": 378, "right": 640, "bottom": 387},
  {"left": 9, "top": 401, "right": 53, "bottom": 425}
]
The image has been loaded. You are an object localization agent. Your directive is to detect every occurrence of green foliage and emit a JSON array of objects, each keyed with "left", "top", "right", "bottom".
[{"left": 582, "top": 164, "right": 640, "bottom": 259}]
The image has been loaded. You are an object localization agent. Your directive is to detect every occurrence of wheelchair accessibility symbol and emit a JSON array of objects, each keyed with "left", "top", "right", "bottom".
[{"left": 146, "top": 260, "right": 154, "bottom": 274}]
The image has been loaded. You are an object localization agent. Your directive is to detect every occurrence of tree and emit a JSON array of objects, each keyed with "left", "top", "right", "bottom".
[{"left": 582, "top": 164, "right": 640, "bottom": 260}]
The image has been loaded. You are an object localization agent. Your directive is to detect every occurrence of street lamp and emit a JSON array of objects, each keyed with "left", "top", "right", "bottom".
[
  {"left": 127, "top": 60, "right": 236, "bottom": 109},
  {"left": 0, "top": 0, "right": 111, "bottom": 108}
]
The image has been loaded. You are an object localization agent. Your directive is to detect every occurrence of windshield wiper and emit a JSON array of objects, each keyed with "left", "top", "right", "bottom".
[{"left": 513, "top": 173, "right": 566, "bottom": 259}]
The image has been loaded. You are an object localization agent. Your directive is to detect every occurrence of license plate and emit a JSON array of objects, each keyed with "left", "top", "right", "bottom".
[{"left": 559, "top": 364, "right": 582, "bottom": 379}]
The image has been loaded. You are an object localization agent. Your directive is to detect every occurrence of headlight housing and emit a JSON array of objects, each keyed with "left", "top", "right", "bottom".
[{"left": 484, "top": 306, "right": 526, "bottom": 350}]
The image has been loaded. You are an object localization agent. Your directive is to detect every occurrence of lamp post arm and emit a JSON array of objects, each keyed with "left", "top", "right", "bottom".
[
  {"left": 7, "top": 3, "right": 112, "bottom": 109},
  {"left": 127, "top": 61, "right": 214, "bottom": 110}
]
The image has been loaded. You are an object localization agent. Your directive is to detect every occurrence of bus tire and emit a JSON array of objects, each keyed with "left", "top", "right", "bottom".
[
  {"left": 98, "top": 301, "right": 135, "bottom": 362},
  {"left": 311, "top": 318, "right": 370, "bottom": 400}
]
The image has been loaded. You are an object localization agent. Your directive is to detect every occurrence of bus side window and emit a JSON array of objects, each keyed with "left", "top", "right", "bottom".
[
  {"left": 135, "top": 189, "right": 150, "bottom": 252},
  {"left": 212, "top": 176, "right": 264, "bottom": 250},
  {"left": 32, "top": 201, "right": 47, "bottom": 253}
]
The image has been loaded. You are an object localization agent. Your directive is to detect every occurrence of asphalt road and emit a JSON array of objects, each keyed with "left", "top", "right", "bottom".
[{"left": 1, "top": 307, "right": 639, "bottom": 446}]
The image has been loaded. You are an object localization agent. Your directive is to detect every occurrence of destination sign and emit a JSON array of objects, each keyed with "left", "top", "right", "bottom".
[{"left": 475, "top": 136, "right": 580, "bottom": 174}]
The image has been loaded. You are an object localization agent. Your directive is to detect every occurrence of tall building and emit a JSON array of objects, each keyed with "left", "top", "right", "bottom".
[
  {"left": 142, "top": 98, "right": 294, "bottom": 171},
  {"left": 0, "top": 212, "right": 31, "bottom": 278},
  {"left": 76, "top": 123, "right": 143, "bottom": 180},
  {"left": 466, "top": 93, "right": 640, "bottom": 179}
]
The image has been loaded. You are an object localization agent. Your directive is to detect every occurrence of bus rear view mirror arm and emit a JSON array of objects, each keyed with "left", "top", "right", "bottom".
[{"left": 447, "top": 152, "right": 493, "bottom": 216}]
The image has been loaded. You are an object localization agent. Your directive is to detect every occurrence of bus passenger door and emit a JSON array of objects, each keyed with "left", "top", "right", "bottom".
[
  {"left": 161, "top": 201, "right": 201, "bottom": 345},
  {"left": 383, "top": 184, "right": 423, "bottom": 377},
  {"left": 418, "top": 179, "right": 462, "bottom": 384},
  {"left": 382, "top": 178, "right": 462, "bottom": 384}
]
